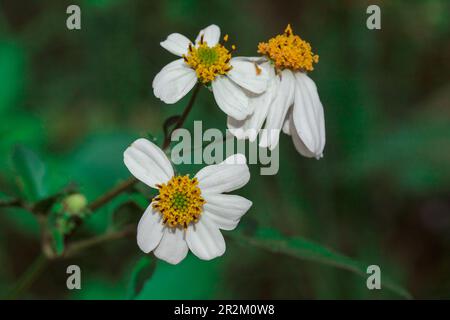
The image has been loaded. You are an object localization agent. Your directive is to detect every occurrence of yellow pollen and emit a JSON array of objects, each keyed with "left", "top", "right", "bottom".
[
  {"left": 152, "top": 175, "right": 205, "bottom": 229},
  {"left": 183, "top": 41, "right": 232, "bottom": 83},
  {"left": 257, "top": 24, "right": 319, "bottom": 72}
]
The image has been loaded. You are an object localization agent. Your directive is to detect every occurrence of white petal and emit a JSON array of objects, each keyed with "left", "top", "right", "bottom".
[
  {"left": 124, "top": 138, "right": 174, "bottom": 188},
  {"left": 160, "top": 33, "right": 192, "bottom": 56},
  {"left": 290, "top": 115, "right": 318, "bottom": 158},
  {"left": 154, "top": 228, "right": 188, "bottom": 265},
  {"left": 259, "top": 69, "right": 295, "bottom": 150},
  {"left": 186, "top": 215, "right": 225, "bottom": 260},
  {"left": 152, "top": 59, "right": 197, "bottom": 104},
  {"left": 292, "top": 72, "right": 326, "bottom": 157},
  {"left": 203, "top": 193, "right": 252, "bottom": 230},
  {"left": 228, "top": 58, "right": 269, "bottom": 94},
  {"left": 212, "top": 76, "right": 251, "bottom": 120},
  {"left": 137, "top": 204, "right": 164, "bottom": 253},
  {"left": 227, "top": 64, "right": 277, "bottom": 141},
  {"left": 282, "top": 108, "right": 292, "bottom": 136},
  {"left": 195, "top": 154, "right": 250, "bottom": 194},
  {"left": 195, "top": 24, "right": 220, "bottom": 46}
]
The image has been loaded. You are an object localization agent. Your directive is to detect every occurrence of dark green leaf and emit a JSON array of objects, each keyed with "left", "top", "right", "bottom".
[{"left": 127, "top": 256, "right": 156, "bottom": 299}]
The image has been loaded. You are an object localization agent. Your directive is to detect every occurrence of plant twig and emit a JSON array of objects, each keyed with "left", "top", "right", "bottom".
[
  {"left": 5, "top": 254, "right": 48, "bottom": 300},
  {"left": 64, "top": 225, "right": 136, "bottom": 258},
  {"left": 87, "top": 177, "right": 138, "bottom": 211}
]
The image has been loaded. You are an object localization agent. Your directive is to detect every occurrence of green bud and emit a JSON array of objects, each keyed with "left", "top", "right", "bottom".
[{"left": 63, "top": 193, "right": 87, "bottom": 215}]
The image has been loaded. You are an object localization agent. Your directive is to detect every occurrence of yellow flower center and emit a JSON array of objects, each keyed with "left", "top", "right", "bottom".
[
  {"left": 258, "top": 24, "right": 319, "bottom": 72},
  {"left": 153, "top": 175, "right": 205, "bottom": 229},
  {"left": 183, "top": 35, "right": 233, "bottom": 83}
]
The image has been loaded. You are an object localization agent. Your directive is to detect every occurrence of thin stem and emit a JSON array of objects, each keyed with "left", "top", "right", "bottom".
[
  {"left": 88, "top": 177, "right": 137, "bottom": 212},
  {"left": 5, "top": 254, "right": 48, "bottom": 300},
  {"left": 64, "top": 226, "right": 135, "bottom": 258},
  {"left": 162, "top": 82, "right": 201, "bottom": 150}
]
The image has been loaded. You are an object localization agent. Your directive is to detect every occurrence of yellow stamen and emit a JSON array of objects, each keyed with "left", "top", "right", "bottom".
[
  {"left": 152, "top": 175, "right": 205, "bottom": 228},
  {"left": 223, "top": 34, "right": 229, "bottom": 42},
  {"left": 257, "top": 24, "right": 319, "bottom": 72},
  {"left": 183, "top": 41, "right": 232, "bottom": 83}
]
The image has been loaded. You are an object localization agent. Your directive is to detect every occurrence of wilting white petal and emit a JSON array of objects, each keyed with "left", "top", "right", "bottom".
[
  {"left": 160, "top": 33, "right": 192, "bottom": 56},
  {"left": 228, "top": 63, "right": 277, "bottom": 141},
  {"left": 124, "top": 138, "right": 174, "bottom": 188},
  {"left": 290, "top": 115, "right": 317, "bottom": 158},
  {"left": 203, "top": 193, "right": 252, "bottom": 230},
  {"left": 186, "top": 214, "right": 225, "bottom": 260},
  {"left": 282, "top": 108, "right": 292, "bottom": 135},
  {"left": 212, "top": 76, "right": 251, "bottom": 120},
  {"left": 154, "top": 228, "right": 188, "bottom": 265},
  {"left": 152, "top": 59, "right": 197, "bottom": 104},
  {"left": 228, "top": 58, "right": 269, "bottom": 94},
  {"left": 195, "top": 24, "right": 221, "bottom": 46},
  {"left": 137, "top": 204, "right": 164, "bottom": 253},
  {"left": 259, "top": 69, "right": 295, "bottom": 150},
  {"left": 195, "top": 154, "right": 249, "bottom": 194},
  {"left": 292, "top": 72, "right": 325, "bottom": 157}
]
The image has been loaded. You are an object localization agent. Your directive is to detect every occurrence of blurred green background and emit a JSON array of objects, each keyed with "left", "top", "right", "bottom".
[{"left": 0, "top": 0, "right": 449, "bottom": 299}]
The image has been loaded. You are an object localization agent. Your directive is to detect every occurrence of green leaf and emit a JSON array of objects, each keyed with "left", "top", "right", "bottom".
[
  {"left": 12, "top": 145, "right": 48, "bottom": 202},
  {"left": 127, "top": 256, "right": 156, "bottom": 300},
  {"left": 52, "top": 228, "right": 65, "bottom": 256},
  {"left": 231, "top": 228, "right": 412, "bottom": 299}
]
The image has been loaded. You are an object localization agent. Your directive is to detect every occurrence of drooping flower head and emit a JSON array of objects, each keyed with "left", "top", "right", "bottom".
[
  {"left": 258, "top": 24, "right": 319, "bottom": 72},
  {"left": 227, "top": 24, "right": 326, "bottom": 159}
]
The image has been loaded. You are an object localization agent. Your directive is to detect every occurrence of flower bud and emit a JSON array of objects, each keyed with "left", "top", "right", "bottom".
[{"left": 63, "top": 193, "right": 87, "bottom": 215}]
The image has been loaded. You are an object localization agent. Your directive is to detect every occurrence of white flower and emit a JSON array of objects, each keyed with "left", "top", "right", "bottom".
[
  {"left": 153, "top": 24, "right": 269, "bottom": 120},
  {"left": 227, "top": 25, "right": 326, "bottom": 158},
  {"left": 123, "top": 138, "right": 252, "bottom": 264}
]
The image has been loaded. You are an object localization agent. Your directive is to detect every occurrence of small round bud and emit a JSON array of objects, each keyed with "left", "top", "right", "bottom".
[{"left": 63, "top": 193, "right": 87, "bottom": 215}]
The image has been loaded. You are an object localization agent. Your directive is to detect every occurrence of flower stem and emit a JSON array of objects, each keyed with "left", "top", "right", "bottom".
[{"left": 162, "top": 82, "right": 201, "bottom": 150}]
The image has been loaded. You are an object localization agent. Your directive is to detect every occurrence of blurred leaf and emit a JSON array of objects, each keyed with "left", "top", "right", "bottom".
[
  {"left": 0, "top": 41, "right": 25, "bottom": 114},
  {"left": 233, "top": 228, "right": 412, "bottom": 299},
  {"left": 52, "top": 228, "right": 65, "bottom": 256},
  {"left": 127, "top": 256, "right": 156, "bottom": 299},
  {"left": 12, "top": 145, "right": 48, "bottom": 202}
]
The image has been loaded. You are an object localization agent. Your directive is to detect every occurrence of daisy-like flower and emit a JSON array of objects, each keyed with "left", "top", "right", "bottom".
[
  {"left": 123, "top": 138, "right": 252, "bottom": 264},
  {"left": 153, "top": 24, "right": 269, "bottom": 120},
  {"left": 227, "top": 24, "right": 326, "bottom": 158}
]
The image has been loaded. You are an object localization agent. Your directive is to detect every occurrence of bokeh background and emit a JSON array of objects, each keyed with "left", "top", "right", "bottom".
[{"left": 0, "top": 0, "right": 449, "bottom": 299}]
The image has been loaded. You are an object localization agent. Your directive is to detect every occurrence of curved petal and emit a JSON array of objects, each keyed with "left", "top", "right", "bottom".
[
  {"left": 124, "top": 138, "right": 174, "bottom": 188},
  {"left": 259, "top": 69, "right": 295, "bottom": 150},
  {"left": 292, "top": 72, "right": 325, "bottom": 157},
  {"left": 186, "top": 215, "right": 225, "bottom": 260},
  {"left": 227, "top": 64, "right": 277, "bottom": 141},
  {"left": 152, "top": 59, "right": 197, "bottom": 104},
  {"left": 154, "top": 228, "right": 189, "bottom": 265},
  {"left": 203, "top": 193, "right": 252, "bottom": 230},
  {"left": 195, "top": 154, "right": 250, "bottom": 194},
  {"left": 137, "top": 204, "right": 165, "bottom": 253},
  {"left": 290, "top": 115, "right": 318, "bottom": 158},
  {"left": 212, "top": 76, "right": 251, "bottom": 121},
  {"left": 228, "top": 58, "right": 269, "bottom": 94},
  {"left": 160, "top": 33, "right": 192, "bottom": 56},
  {"left": 282, "top": 108, "right": 292, "bottom": 136},
  {"left": 195, "top": 24, "right": 220, "bottom": 46}
]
